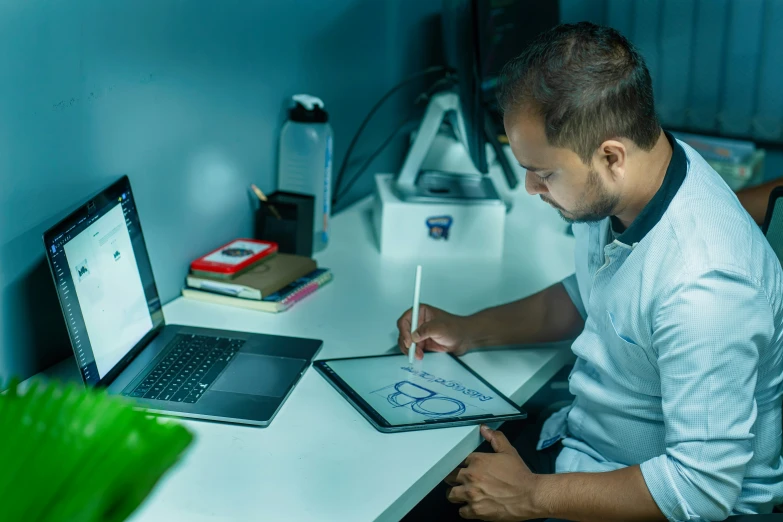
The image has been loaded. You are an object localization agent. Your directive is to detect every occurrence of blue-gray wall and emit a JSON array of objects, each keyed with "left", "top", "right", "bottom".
[
  {"left": 560, "top": 0, "right": 783, "bottom": 182},
  {"left": 0, "top": 0, "right": 442, "bottom": 382},
  {"left": 561, "top": 0, "right": 783, "bottom": 142}
]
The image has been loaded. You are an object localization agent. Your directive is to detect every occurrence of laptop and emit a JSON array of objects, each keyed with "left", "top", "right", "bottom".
[{"left": 43, "top": 175, "right": 323, "bottom": 426}]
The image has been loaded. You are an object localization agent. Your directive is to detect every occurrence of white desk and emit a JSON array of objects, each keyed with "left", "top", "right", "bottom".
[{"left": 31, "top": 171, "right": 576, "bottom": 522}]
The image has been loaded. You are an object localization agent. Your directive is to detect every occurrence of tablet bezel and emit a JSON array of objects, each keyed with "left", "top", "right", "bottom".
[{"left": 313, "top": 353, "right": 527, "bottom": 433}]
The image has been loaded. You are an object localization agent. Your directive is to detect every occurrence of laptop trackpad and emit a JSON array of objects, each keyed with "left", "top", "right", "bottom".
[{"left": 212, "top": 353, "right": 307, "bottom": 397}]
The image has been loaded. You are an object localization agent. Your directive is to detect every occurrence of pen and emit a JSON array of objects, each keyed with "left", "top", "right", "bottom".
[
  {"left": 250, "top": 184, "right": 282, "bottom": 220},
  {"left": 409, "top": 265, "right": 423, "bottom": 364}
]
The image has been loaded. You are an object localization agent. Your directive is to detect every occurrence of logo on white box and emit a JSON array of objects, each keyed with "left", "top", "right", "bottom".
[{"left": 426, "top": 216, "right": 453, "bottom": 240}]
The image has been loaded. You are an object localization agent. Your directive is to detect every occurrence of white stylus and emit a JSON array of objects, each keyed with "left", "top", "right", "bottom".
[{"left": 408, "top": 265, "right": 423, "bottom": 364}]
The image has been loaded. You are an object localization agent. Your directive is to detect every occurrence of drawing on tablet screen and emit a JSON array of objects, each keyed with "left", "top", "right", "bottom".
[
  {"left": 370, "top": 379, "right": 492, "bottom": 419},
  {"left": 399, "top": 365, "right": 496, "bottom": 402},
  {"left": 385, "top": 381, "right": 465, "bottom": 417}
]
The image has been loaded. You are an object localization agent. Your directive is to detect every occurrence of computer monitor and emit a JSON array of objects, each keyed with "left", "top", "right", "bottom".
[
  {"left": 477, "top": 1, "right": 560, "bottom": 109},
  {"left": 396, "top": 0, "right": 554, "bottom": 200},
  {"left": 441, "top": 0, "right": 487, "bottom": 175},
  {"left": 393, "top": 0, "right": 559, "bottom": 201},
  {"left": 440, "top": 0, "right": 554, "bottom": 191}
]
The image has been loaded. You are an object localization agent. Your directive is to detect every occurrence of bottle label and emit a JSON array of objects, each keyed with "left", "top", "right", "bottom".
[{"left": 323, "top": 134, "right": 333, "bottom": 244}]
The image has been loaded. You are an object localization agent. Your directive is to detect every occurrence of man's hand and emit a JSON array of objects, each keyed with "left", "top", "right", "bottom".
[
  {"left": 397, "top": 304, "right": 476, "bottom": 359},
  {"left": 444, "top": 425, "right": 540, "bottom": 521}
]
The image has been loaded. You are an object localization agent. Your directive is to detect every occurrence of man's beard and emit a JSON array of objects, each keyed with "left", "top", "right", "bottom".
[{"left": 544, "top": 168, "right": 620, "bottom": 224}]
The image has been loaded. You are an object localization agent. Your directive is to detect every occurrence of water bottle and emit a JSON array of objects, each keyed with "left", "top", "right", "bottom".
[{"left": 278, "top": 94, "right": 333, "bottom": 253}]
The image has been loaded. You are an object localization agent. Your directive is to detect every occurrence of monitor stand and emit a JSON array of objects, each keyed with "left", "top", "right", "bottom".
[
  {"left": 407, "top": 170, "right": 501, "bottom": 204},
  {"left": 393, "top": 92, "right": 502, "bottom": 205}
]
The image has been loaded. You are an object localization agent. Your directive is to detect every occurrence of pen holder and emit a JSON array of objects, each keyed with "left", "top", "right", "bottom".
[{"left": 254, "top": 191, "right": 314, "bottom": 257}]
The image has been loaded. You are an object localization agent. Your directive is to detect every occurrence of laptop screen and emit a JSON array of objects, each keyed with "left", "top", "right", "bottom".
[{"left": 44, "top": 177, "right": 163, "bottom": 385}]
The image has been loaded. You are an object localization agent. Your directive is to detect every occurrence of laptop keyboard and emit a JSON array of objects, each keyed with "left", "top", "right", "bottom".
[{"left": 126, "top": 334, "right": 244, "bottom": 403}]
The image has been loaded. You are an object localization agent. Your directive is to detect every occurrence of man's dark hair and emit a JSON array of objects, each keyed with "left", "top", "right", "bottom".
[{"left": 497, "top": 22, "right": 660, "bottom": 163}]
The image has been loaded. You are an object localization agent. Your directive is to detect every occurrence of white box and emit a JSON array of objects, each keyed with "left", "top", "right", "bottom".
[{"left": 372, "top": 174, "right": 506, "bottom": 259}]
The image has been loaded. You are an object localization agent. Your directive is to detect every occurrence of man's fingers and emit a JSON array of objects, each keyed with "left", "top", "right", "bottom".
[
  {"left": 398, "top": 330, "right": 412, "bottom": 350},
  {"left": 417, "top": 303, "right": 430, "bottom": 326},
  {"left": 398, "top": 336, "right": 408, "bottom": 355},
  {"left": 446, "top": 486, "right": 468, "bottom": 504},
  {"left": 402, "top": 336, "right": 445, "bottom": 358},
  {"left": 397, "top": 311, "right": 413, "bottom": 354},
  {"left": 463, "top": 453, "right": 479, "bottom": 466},
  {"left": 481, "top": 425, "right": 515, "bottom": 454},
  {"left": 459, "top": 505, "right": 479, "bottom": 519},
  {"left": 398, "top": 305, "right": 447, "bottom": 358},
  {"left": 397, "top": 310, "right": 412, "bottom": 333},
  {"left": 412, "top": 320, "right": 439, "bottom": 344},
  {"left": 444, "top": 467, "right": 460, "bottom": 486},
  {"left": 445, "top": 465, "right": 471, "bottom": 487}
]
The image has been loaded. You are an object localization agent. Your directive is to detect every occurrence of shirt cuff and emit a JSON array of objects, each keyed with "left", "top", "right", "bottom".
[
  {"left": 561, "top": 273, "right": 586, "bottom": 320},
  {"left": 640, "top": 456, "right": 692, "bottom": 522}
]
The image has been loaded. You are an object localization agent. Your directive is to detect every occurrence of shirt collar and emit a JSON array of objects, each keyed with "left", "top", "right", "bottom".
[{"left": 610, "top": 131, "right": 687, "bottom": 246}]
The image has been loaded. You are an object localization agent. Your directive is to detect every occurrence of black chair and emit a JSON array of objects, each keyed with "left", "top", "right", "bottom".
[{"left": 762, "top": 186, "right": 783, "bottom": 262}]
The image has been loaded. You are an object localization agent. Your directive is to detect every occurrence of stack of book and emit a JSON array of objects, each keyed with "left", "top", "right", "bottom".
[
  {"left": 673, "top": 131, "right": 765, "bottom": 191},
  {"left": 181, "top": 238, "right": 332, "bottom": 313}
]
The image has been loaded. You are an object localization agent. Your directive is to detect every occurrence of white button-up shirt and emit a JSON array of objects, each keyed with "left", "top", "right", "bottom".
[{"left": 543, "top": 135, "right": 783, "bottom": 521}]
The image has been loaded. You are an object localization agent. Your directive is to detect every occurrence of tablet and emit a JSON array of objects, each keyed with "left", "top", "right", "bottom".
[{"left": 314, "top": 352, "right": 526, "bottom": 433}]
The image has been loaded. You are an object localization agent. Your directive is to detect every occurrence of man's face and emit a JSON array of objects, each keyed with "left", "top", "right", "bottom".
[{"left": 504, "top": 109, "right": 620, "bottom": 224}]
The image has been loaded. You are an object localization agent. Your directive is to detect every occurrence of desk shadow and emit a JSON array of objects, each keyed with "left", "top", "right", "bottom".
[{"left": 361, "top": 207, "right": 380, "bottom": 252}]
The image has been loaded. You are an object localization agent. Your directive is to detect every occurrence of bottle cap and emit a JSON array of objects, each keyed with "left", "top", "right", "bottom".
[{"left": 289, "top": 94, "right": 328, "bottom": 123}]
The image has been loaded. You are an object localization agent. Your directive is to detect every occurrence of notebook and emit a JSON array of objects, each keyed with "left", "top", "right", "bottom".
[
  {"left": 182, "top": 268, "right": 332, "bottom": 313},
  {"left": 186, "top": 253, "right": 317, "bottom": 300}
]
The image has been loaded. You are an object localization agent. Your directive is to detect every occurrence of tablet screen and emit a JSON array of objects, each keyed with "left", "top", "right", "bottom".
[{"left": 320, "top": 353, "right": 521, "bottom": 426}]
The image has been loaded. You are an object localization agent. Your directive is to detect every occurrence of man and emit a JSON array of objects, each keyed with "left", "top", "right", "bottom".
[{"left": 397, "top": 22, "right": 783, "bottom": 521}]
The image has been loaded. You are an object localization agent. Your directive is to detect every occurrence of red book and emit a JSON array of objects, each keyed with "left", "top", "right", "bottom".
[{"left": 190, "top": 239, "right": 277, "bottom": 279}]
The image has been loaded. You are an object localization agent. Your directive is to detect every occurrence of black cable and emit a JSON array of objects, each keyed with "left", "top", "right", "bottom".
[
  {"left": 417, "top": 74, "right": 456, "bottom": 105},
  {"left": 333, "top": 73, "right": 458, "bottom": 209},
  {"left": 334, "top": 119, "right": 419, "bottom": 207},
  {"left": 332, "top": 65, "right": 450, "bottom": 204}
]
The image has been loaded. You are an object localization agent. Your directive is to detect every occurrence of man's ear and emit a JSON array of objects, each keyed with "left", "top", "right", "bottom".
[{"left": 596, "top": 139, "right": 627, "bottom": 181}]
